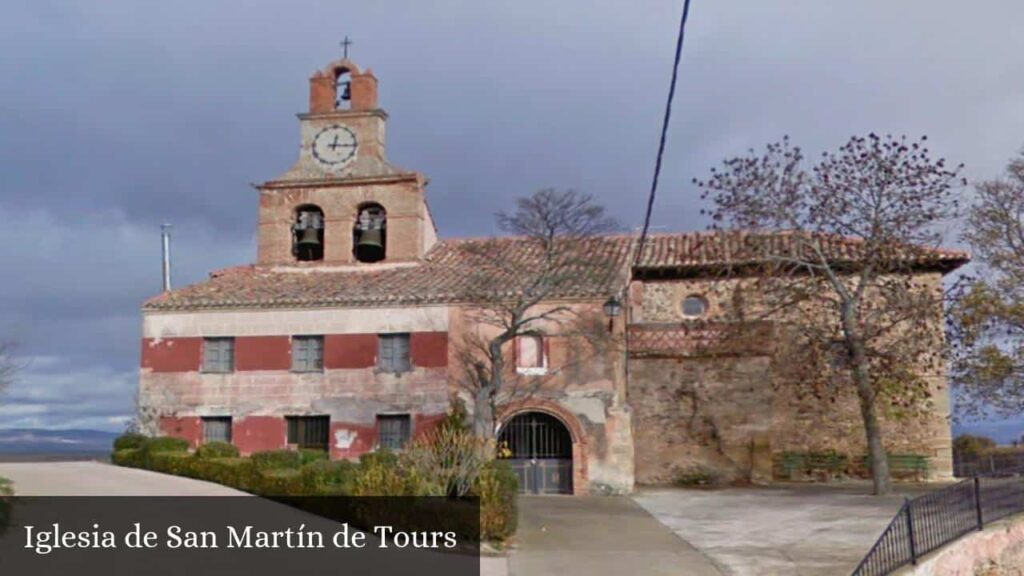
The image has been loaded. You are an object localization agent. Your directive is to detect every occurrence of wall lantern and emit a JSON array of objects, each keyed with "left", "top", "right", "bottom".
[{"left": 603, "top": 296, "right": 623, "bottom": 318}]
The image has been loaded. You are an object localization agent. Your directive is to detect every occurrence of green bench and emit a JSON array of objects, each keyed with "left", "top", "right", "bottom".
[
  {"left": 774, "top": 451, "right": 930, "bottom": 481},
  {"left": 774, "top": 451, "right": 849, "bottom": 480},
  {"left": 861, "top": 453, "right": 930, "bottom": 481}
]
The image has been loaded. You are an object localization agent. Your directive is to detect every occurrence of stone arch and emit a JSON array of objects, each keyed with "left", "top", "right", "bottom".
[
  {"left": 497, "top": 399, "right": 586, "bottom": 445},
  {"left": 497, "top": 399, "right": 589, "bottom": 495}
]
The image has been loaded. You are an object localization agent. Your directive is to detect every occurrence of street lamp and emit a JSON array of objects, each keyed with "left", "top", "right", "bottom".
[
  {"left": 603, "top": 296, "right": 622, "bottom": 318},
  {"left": 603, "top": 295, "right": 622, "bottom": 332}
]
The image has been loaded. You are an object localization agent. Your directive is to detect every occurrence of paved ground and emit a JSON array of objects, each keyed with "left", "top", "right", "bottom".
[
  {"left": 510, "top": 495, "right": 725, "bottom": 576},
  {"left": 0, "top": 461, "right": 508, "bottom": 576},
  {"left": 0, "top": 461, "right": 248, "bottom": 495},
  {"left": 633, "top": 484, "right": 923, "bottom": 576}
]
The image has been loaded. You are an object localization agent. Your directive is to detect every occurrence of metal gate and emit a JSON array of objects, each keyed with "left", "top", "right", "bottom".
[{"left": 498, "top": 412, "right": 573, "bottom": 494}]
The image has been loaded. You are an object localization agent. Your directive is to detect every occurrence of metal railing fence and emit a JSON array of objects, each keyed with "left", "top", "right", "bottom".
[{"left": 851, "top": 473, "right": 1024, "bottom": 576}]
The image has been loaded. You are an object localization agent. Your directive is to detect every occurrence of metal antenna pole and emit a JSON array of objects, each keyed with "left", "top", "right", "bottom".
[{"left": 161, "top": 224, "right": 173, "bottom": 292}]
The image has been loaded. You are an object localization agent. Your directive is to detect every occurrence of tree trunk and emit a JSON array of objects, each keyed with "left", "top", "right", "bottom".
[
  {"left": 473, "top": 387, "right": 494, "bottom": 440},
  {"left": 842, "top": 302, "right": 892, "bottom": 496}
]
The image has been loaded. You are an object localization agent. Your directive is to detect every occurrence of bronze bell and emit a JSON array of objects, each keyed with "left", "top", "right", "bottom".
[
  {"left": 297, "top": 227, "right": 321, "bottom": 248},
  {"left": 356, "top": 228, "right": 384, "bottom": 262}
]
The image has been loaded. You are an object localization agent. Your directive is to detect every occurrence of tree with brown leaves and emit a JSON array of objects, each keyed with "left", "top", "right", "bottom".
[
  {"left": 951, "top": 150, "right": 1024, "bottom": 420},
  {"left": 695, "top": 133, "right": 964, "bottom": 495},
  {"left": 456, "top": 189, "right": 621, "bottom": 439}
]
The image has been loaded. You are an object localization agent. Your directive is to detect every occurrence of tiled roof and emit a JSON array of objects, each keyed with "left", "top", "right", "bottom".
[
  {"left": 143, "top": 232, "right": 969, "bottom": 311},
  {"left": 635, "top": 231, "right": 970, "bottom": 271},
  {"left": 143, "top": 236, "right": 633, "bottom": 311}
]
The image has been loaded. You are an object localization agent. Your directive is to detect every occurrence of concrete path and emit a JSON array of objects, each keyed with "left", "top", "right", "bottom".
[
  {"left": 634, "top": 485, "right": 914, "bottom": 576},
  {"left": 0, "top": 461, "right": 248, "bottom": 495},
  {"left": 0, "top": 461, "right": 508, "bottom": 576},
  {"left": 510, "top": 496, "right": 725, "bottom": 576}
]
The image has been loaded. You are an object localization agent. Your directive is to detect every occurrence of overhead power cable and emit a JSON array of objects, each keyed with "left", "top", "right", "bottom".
[{"left": 634, "top": 0, "right": 695, "bottom": 267}]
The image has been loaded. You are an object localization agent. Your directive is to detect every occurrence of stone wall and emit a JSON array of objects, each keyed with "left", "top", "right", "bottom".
[
  {"left": 895, "top": 514, "right": 1024, "bottom": 576},
  {"left": 631, "top": 272, "right": 954, "bottom": 484}
]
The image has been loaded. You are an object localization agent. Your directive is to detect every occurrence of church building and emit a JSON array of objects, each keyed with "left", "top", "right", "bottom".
[{"left": 138, "top": 54, "right": 968, "bottom": 495}]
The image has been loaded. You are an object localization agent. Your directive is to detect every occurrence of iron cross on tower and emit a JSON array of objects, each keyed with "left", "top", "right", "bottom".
[{"left": 340, "top": 36, "right": 353, "bottom": 59}]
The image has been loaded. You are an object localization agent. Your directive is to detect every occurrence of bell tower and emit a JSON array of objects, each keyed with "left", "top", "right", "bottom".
[{"left": 255, "top": 55, "right": 437, "bottom": 267}]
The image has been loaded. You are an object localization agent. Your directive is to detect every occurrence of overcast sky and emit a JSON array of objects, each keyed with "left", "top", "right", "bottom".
[{"left": 1, "top": 1, "right": 1022, "bottom": 438}]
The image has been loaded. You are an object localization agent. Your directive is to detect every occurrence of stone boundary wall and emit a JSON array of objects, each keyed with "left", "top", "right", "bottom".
[{"left": 894, "top": 514, "right": 1024, "bottom": 575}]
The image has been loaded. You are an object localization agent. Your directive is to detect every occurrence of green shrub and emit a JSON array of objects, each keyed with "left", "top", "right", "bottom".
[
  {"left": 147, "top": 451, "right": 194, "bottom": 476},
  {"left": 196, "top": 457, "right": 259, "bottom": 491},
  {"left": 0, "top": 476, "right": 11, "bottom": 536},
  {"left": 353, "top": 450, "right": 412, "bottom": 496},
  {"left": 351, "top": 449, "right": 443, "bottom": 496},
  {"left": 299, "top": 449, "right": 328, "bottom": 466},
  {"left": 112, "top": 448, "right": 144, "bottom": 468},
  {"left": 256, "top": 469, "right": 305, "bottom": 496},
  {"left": 251, "top": 449, "right": 302, "bottom": 470},
  {"left": 301, "top": 459, "right": 357, "bottom": 494},
  {"left": 476, "top": 460, "right": 518, "bottom": 541},
  {"left": 113, "top": 432, "right": 148, "bottom": 451},
  {"left": 195, "top": 442, "right": 240, "bottom": 459},
  {"left": 954, "top": 434, "right": 998, "bottom": 458},
  {"left": 358, "top": 449, "right": 399, "bottom": 468},
  {"left": 142, "top": 436, "right": 190, "bottom": 454},
  {"left": 403, "top": 425, "right": 490, "bottom": 497}
]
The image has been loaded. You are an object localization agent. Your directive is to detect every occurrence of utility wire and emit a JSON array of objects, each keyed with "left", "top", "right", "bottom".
[{"left": 634, "top": 0, "right": 695, "bottom": 267}]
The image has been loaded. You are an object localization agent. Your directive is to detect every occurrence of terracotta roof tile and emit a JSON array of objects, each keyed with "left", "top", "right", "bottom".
[{"left": 143, "top": 232, "right": 969, "bottom": 311}]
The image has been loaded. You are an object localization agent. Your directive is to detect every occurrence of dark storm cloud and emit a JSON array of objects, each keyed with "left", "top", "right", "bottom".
[{"left": 1, "top": 0, "right": 1023, "bottom": 430}]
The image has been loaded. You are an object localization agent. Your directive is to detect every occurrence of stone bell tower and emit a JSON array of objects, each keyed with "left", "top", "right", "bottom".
[{"left": 256, "top": 56, "right": 437, "bottom": 267}]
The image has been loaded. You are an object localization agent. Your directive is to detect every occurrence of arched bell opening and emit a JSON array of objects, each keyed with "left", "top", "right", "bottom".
[
  {"left": 498, "top": 411, "right": 574, "bottom": 494},
  {"left": 293, "top": 204, "right": 324, "bottom": 262},
  {"left": 334, "top": 68, "right": 352, "bottom": 111},
  {"left": 353, "top": 203, "right": 386, "bottom": 263}
]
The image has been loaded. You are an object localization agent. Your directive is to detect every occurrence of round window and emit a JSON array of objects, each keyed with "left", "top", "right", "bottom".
[{"left": 681, "top": 295, "right": 708, "bottom": 318}]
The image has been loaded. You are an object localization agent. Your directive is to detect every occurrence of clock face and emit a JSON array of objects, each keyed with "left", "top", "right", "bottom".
[{"left": 311, "top": 125, "right": 358, "bottom": 169}]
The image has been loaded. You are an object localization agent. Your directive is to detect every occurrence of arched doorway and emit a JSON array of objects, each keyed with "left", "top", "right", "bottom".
[{"left": 498, "top": 412, "right": 573, "bottom": 494}]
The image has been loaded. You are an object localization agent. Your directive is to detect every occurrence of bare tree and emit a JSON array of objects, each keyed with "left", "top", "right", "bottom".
[
  {"left": 951, "top": 150, "right": 1024, "bottom": 418},
  {"left": 695, "top": 134, "right": 964, "bottom": 495},
  {"left": 0, "top": 340, "right": 19, "bottom": 399},
  {"left": 455, "top": 189, "right": 621, "bottom": 439}
]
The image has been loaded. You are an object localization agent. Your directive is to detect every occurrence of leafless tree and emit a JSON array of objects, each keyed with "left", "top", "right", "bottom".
[
  {"left": 951, "top": 150, "right": 1024, "bottom": 418},
  {"left": 455, "top": 189, "right": 622, "bottom": 439},
  {"left": 695, "top": 134, "right": 964, "bottom": 495},
  {"left": 0, "top": 340, "right": 19, "bottom": 399}
]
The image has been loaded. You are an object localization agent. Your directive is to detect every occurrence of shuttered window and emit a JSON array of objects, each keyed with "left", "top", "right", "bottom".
[
  {"left": 291, "top": 336, "right": 324, "bottom": 372},
  {"left": 202, "top": 416, "right": 232, "bottom": 443},
  {"left": 377, "top": 414, "right": 411, "bottom": 451},
  {"left": 286, "top": 415, "right": 330, "bottom": 451},
  {"left": 378, "top": 333, "right": 411, "bottom": 373},
  {"left": 202, "top": 338, "right": 235, "bottom": 373}
]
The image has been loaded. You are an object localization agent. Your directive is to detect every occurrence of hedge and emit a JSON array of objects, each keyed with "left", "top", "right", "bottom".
[
  {"left": 111, "top": 433, "right": 519, "bottom": 542},
  {"left": 251, "top": 449, "right": 302, "bottom": 470},
  {"left": 113, "top": 433, "right": 147, "bottom": 451},
  {"left": 195, "top": 441, "right": 240, "bottom": 459}
]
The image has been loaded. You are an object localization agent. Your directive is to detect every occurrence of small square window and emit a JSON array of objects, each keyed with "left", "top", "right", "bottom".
[
  {"left": 202, "top": 416, "right": 232, "bottom": 443},
  {"left": 378, "top": 333, "right": 411, "bottom": 373},
  {"left": 292, "top": 336, "right": 324, "bottom": 372},
  {"left": 286, "top": 415, "right": 330, "bottom": 451},
  {"left": 202, "top": 337, "right": 235, "bottom": 373},
  {"left": 377, "top": 414, "right": 411, "bottom": 451}
]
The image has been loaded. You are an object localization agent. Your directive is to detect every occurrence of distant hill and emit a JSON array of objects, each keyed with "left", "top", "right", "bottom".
[{"left": 0, "top": 428, "right": 118, "bottom": 458}]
